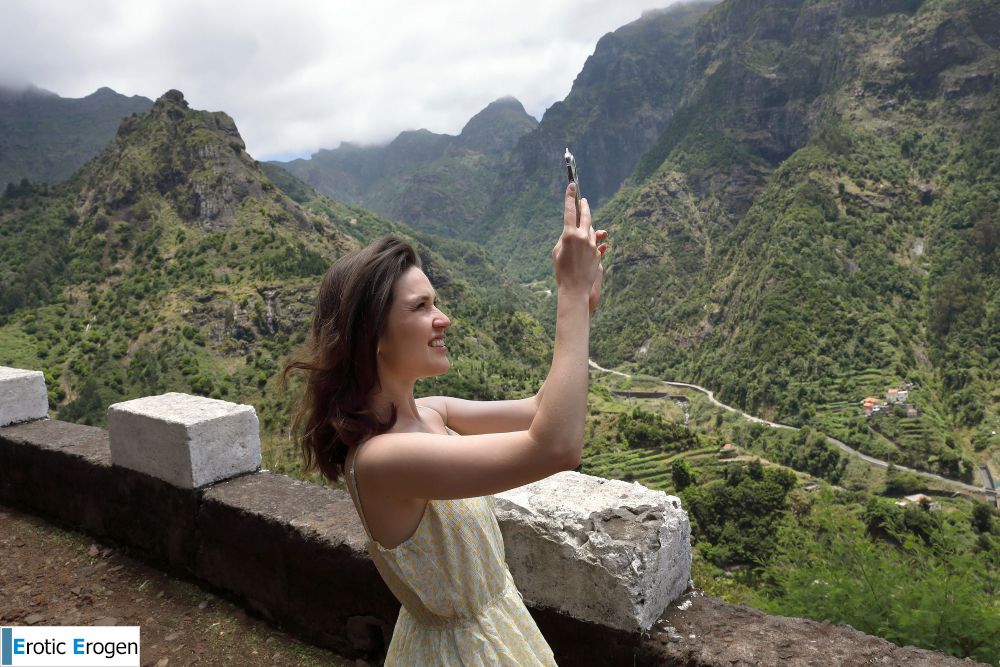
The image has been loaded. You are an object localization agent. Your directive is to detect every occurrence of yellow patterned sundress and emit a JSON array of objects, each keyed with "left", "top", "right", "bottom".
[{"left": 345, "top": 425, "right": 558, "bottom": 666}]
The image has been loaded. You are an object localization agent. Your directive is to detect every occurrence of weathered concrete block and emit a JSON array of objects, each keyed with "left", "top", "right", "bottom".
[
  {"left": 495, "top": 470, "right": 691, "bottom": 634},
  {"left": 0, "top": 366, "right": 48, "bottom": 427},
  {"left": 107, "top": 392, "right": 261, "bottom": 489}
]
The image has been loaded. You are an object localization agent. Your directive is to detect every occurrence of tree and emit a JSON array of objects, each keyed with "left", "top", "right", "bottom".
[
  {"left": 757, "top": 489, "right": 1000, "bottom": 664},
  {"left": 971, "top": 502, "right": 995, "bottom": 534},
  {"left": 671, "top": 460, "right": 695, "bottom": 491},
  {"left": 883, "top": 465, "right": 924, "bottom": 495}
]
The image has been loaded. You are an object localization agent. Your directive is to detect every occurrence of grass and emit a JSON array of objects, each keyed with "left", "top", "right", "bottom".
[{"left": 0, "top": 324, "right": 42, "bottom": 369}]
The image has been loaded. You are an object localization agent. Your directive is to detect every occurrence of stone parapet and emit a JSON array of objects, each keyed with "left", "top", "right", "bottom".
[
  {"left": 108, "top": 392, "right": 261, "bottom": 489},
  {"left": 0, "top": 366, "right": 48, "bottom": 427},
  {"left": 0, "top": 417, "right": 670, "bottom": 664},
  {"left": 0, "top": 368, "right": 985, "bottom": 666},
  {"left": 495, "top": 471, "right": 691, "bottom": 633}
]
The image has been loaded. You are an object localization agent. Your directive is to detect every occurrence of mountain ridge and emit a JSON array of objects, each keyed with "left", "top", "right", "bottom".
[
  {"left": 273, "top": 94, "right": 539, "bottom": 238},
  {"left": 0, "top": 84, "right": 153, "bottom": 186}
]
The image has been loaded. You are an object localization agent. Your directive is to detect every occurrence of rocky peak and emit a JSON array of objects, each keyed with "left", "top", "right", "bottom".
[
  {"left": 77, "top": 89, "right": 307, "bottom": 233},
  {"left": 457, "top": 95, "right": 538, "bottom": 156},
  {"left": 158, "top": 89, "right": 189, "bottom": 107},
  {"left": 149, "top": 89, "right": 191, "bottom": 122},
  {"left": 88, "top": 86, "right": 124, "bottom": 99}
]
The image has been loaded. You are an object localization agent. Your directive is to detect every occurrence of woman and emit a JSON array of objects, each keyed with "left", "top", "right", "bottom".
[{"left": 284, "top": 181, "right": 607, "bottom": 665}]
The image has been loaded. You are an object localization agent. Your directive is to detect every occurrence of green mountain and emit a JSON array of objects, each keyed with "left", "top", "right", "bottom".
[
  {"left": 478, "top": 1, "right": 720, "bottom": 281},
  {"left": 589, "top": 0, "right": 1000, "bottom": 480},
  {"left": 273, "top": 96, "right": 539, "bottom": 238},
  {"left": 0, "top": 91, "right": 553, "bottom": 464},
  {"left": 0, "top": 84, "right": 153, "bottom": 187},
  {"left": 275, "top": 0, "right": 998, "bottom": 484}
]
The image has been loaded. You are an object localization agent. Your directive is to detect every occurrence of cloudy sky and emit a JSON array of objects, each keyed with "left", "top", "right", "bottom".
[{"left": 2, "top": 0, "right": 683, "bottom": 161}]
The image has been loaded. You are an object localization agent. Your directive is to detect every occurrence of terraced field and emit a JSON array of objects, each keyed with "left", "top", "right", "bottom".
[
  {"left": 893, "top": 418, "right": 938, "bottom": 449},
  {"left": 580, "top": 446, "right": 718, "bottom": 492},
  {"left": 819, "top": 367, "right": 896, "bottom": 405}
]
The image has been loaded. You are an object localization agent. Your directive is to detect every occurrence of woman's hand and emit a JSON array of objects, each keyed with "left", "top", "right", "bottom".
[{"left": 552, "top": 183, "right": 607, "bottom": 297}]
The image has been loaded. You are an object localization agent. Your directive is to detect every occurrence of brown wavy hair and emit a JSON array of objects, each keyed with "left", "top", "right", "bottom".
[{"left": 281, "top": 234, "right": 422, "bottom": 483}]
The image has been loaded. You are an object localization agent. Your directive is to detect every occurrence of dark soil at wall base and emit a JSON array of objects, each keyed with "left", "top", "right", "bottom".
[{"left": 0, "top": 503, "right": 360, "bottom": 667}]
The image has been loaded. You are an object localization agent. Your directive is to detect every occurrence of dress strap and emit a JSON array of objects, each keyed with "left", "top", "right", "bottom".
[{"left": 346, "top": 447, "right": 375, "bottom": 542}]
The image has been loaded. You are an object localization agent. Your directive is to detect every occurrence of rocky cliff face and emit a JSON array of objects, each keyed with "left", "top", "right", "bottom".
[
  {"left": 476, "top": 1, "right": 719, "bottom": 280},
  {"left": 497, "top": 3, "right": 717, "bottom": 210},
  {"left": 75, "top": 90, "right": 308, "bottom": 233}
]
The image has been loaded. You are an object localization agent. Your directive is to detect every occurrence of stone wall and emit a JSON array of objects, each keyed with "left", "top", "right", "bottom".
[{"left": 0, "top": 365, "right": 986, "bottom": 667}]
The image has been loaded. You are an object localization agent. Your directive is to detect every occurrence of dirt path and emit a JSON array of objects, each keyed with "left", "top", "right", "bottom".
[{"left": 0, "top": 503, "right": 359, "bottom": 667}]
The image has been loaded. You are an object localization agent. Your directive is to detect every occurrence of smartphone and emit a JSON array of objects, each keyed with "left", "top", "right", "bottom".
[{"left": 564, "top": 147, "right": 581, "bottom": 225}]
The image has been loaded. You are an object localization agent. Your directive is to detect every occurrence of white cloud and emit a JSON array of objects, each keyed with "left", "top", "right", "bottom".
[{"left": 1, "top": 0, "right": 685, "bottom": 160}]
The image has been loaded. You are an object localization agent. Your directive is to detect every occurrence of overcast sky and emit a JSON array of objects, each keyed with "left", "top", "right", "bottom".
[{"left": 1, "top": 0, "right": 683, "bottom": 161}]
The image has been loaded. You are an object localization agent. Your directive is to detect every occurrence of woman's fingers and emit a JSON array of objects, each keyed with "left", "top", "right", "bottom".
[
  {"left": 580, "top": 197, "right": 592, "bottom": 231},
  {"left": 564, "top": 182, "right": 579, "bottom": 229},
  {"left": 596, "top": 230, "right": 608, "bottom": 254}
]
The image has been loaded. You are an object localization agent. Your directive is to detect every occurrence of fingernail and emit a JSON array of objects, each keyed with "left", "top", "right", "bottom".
[{"left": 568, "top": 182, "right": 576, "bottom": 193}]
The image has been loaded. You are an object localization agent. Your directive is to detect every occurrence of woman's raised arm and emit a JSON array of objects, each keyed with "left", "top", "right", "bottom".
[{"left": 357, "top": 182, "right": 601, "bottom": 500}]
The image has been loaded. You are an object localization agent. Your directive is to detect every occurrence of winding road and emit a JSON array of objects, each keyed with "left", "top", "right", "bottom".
[{"left": 588, "top": 359, "right": 998, "bottom": 498}]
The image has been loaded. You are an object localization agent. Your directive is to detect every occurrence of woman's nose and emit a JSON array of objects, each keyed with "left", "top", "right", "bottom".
[{"left": 434, "top": 310, "right": 450, "bottom": 329}]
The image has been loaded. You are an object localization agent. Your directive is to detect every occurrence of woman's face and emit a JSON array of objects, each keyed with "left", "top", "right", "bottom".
[{"left": 377, "top": 266, "right": 451, "bottom": 380}]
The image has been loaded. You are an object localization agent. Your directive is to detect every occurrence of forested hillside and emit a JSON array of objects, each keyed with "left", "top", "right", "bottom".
[
  {"left": 0, "top": 91, "right": 554, "bottom": 457},
  {"left": 586, "top": 0, "right": 1000, "bottom": 481}
]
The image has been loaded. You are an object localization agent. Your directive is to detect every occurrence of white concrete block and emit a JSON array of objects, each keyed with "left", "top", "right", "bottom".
[
  {"left": 495, "top": 470, "right": 691, "bottom": 633},
  {"left": 0, "top": 366, "right": 49, "bottom": 427},
  {"left": 107, "top": 392, "right": 261, "bottom": 489}
]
